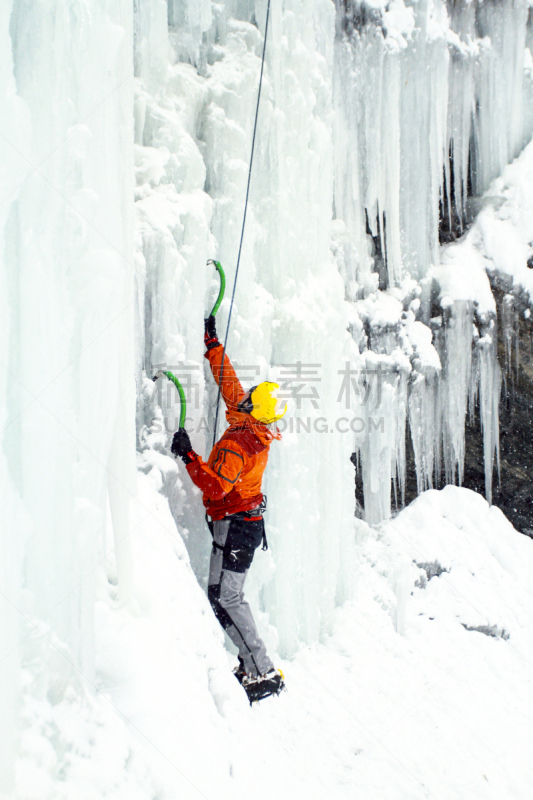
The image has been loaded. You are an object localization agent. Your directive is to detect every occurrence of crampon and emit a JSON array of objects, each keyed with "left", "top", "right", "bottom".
[{"left": 241, "top": 669, "right": 285, "bottom": 704}]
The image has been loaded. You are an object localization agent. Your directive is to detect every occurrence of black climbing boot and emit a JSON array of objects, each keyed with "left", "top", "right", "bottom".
[{"left": 242, "top": 669, "right": 285, "bottom": 704}]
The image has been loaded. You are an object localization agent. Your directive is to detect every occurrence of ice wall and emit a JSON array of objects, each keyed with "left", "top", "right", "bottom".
[
  {"left": 135, "top": 0, "right": 360, "bottom": 653},
  {"left": 135, "top": 0, "right": 533, "bottom": 652},
  {"left": 0, "top": 4, "right": 30, "bottom": 788},
  {"left": 2, "top": 0, "right": 533, "bottom": 789},
  {"left": 1, "top": 0, "right": 135, "bottom": 788}
]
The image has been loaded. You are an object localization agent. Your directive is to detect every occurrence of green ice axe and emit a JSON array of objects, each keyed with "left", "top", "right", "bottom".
[
  {"left": 207, "top": 259, "right": 226, "bottom": 317},
  {"left": 152, "top": 370, "right": 186, "bottom": 429}
]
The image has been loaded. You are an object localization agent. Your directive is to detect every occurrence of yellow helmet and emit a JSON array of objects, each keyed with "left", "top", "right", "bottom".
[{"left": 249, "top": 382, "right": 287, "bottom": 424}]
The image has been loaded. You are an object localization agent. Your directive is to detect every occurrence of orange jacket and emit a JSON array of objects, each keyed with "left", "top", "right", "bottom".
[{"left": 186, "top": 345, "right": 281, "bottom": 519}]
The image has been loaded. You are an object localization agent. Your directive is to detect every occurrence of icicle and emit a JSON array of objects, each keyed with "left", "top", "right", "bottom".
[
  {"left": 477, "top": 322, "right": 502, "bottom": 504},
  {"left": 502, "top": 293, "right": 520, "bottom": 381},
  {"left": 334, "top": 0, "right": 533, "bottom": 291},
  {"left": 473, "top": 0, "right": 529, "bottom": 193},
  {"left": 439, "top": 300, "right": 473, "bottom": 486},
  {"left": 445, "top": 0, "right": 477, "bottom": 231},
  {"left": 354, "top": 349, "right": 410, "bottom": 525},
  {"left": 408, "top": 365, "right": 439, "bottom": 493}
]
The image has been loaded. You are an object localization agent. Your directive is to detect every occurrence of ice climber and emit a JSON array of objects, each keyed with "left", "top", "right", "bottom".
[{"left": 170, "top": 314, "right": 286, "bottom": 703}]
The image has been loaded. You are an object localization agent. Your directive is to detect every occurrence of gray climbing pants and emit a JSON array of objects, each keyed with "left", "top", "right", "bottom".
[{"left": 208, "top": 514, "right": 273, "bottom": 678}]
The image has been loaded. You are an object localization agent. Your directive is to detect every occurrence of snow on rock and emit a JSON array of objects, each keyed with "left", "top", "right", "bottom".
[
  {"left": 403, "top": 314, "right": 441, "bottom": 372},
  {"left": 428, "top": 242, "right": 496, "bottom": 318},
  {"left": 429, "top": 134, "right": 533, "bottom": 315},
  {"left": 356, "top": 290, "right": 403, "bottom": 330},
  {"left": 477, "top": 138, "right": 533, "bottom": 305}
]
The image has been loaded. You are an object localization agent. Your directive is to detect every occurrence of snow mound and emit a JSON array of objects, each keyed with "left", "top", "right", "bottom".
[{"left": 14, "top": 481, "right": 533, "bottom": 800}]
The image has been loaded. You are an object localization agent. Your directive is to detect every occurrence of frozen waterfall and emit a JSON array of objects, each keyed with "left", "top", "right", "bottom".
[
  {"left": 132, "top": 0, "right": 532, "bottom": 654},
  {"left": 1, "top": 0, "right": 533, "bottom": 793}
]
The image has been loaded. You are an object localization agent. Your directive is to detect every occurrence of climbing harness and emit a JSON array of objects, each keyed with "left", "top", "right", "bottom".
[
  {"left": 211, "top": 0, "right": 271, "bottom": 449},
  {"left": 206, "top": 497, "right": 268, "bottom": 552}
]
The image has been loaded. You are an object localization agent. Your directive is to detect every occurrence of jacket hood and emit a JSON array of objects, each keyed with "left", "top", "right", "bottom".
[{"left": 225, "top": 408, "right": 282, "bottom": 442}]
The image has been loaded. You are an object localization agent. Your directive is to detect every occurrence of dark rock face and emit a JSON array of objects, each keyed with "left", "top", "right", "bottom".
[
  {"left": 462, "top": 623, "right": 510, "bottom": 640},
  {"left": 407, "top": 287, "right": 533, "bottom": 537},
  {"left": 336, "top": 0, "right": 385, "bottom": 36},
  {"left": 459, "top": 381, "right": 533, "bottom": 539},
  {"left": 353, "top": 285, "right": 533, "bottom": 537},
  {"left": 464, "top": 286, "right": 533, "bottom": 537}
]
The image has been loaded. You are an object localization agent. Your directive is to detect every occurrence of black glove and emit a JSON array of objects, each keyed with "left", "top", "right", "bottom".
[
  {"left": 204, "top": 315, "right": 220, "bottom": 350},
  {"left": 171, "top": 429, "right": 197, "bottom": 464}
]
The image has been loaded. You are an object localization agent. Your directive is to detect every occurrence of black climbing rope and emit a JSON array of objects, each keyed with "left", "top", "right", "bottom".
[{"left": 211, "top": 0, "right": 271, "bottom": 448}]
